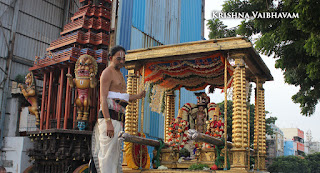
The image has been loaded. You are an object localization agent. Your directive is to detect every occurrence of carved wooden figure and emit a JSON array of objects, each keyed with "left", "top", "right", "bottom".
[
  {"left": 18, "top": 72, "right": 40, "bottom": 127},
  {"left": 66, "top": 54, "right": 98, "bottom": 122}
]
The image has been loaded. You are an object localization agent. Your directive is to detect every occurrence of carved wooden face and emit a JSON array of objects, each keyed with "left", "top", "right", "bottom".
[
  {"left": 78, "top": 56, "right": 92, "bottom": 77},
  {"left": 25, "top": 73, "right": 33, "bottom": 86},
  {"left": 75, "top": 55, "right": 97, "bottom": 78}
]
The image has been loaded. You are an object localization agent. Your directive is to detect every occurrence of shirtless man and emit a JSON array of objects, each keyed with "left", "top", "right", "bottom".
[{"left": 94, "top": 45, "right": 145, "bottom": 173}]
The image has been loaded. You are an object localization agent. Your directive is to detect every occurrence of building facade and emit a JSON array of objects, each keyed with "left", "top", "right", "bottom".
[
  {"left": 266, "top": 123, "right": 284, "bottom": 166},
  {"left": 282, "top": 128, "right": 305, "bottom": 156},
  {"left": 284, "top": 140, "right": 296, "bottom": 156},
  {"left": 307, "top": 141, "right": 320, "bottom": 154}
]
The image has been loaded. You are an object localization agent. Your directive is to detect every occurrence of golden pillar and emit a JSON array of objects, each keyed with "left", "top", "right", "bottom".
[
  {"left": 259, "top": 83, "right": 266, "bottom": 170},
  {"left": 164, "top": 90, "right": 175, "bottom": 142},
  {"left": 231, "top": 54, "right": 248, "bottom": 171},
  {"left": 254, "top": 81, "right": 266, "bottom": 170},
  {"left": 254, "top": 81, "right": 260, "bottom": 170},
  {"left": 125, "top": 70, "right": 139, "bottom": 135}
]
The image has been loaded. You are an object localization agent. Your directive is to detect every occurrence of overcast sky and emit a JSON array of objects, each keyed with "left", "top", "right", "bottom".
[{"left": 204, "top": 0, "right": 320, "bottom": 142}]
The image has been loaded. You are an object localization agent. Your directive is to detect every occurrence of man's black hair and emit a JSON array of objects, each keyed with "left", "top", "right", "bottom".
[{"left": 109, "top": 45, "right": 126, "bottom": 57}]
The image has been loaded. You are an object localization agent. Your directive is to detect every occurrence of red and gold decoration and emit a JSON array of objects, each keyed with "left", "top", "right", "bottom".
[
  {"left": 30, "top": 0, "right": 111, "bottom": 131},
  {"left": 124, "top": 133, "right": 151, "bottom": 169},
  {"left": 144, "top": 53, "right": 233, "bottom": 91},
  {"left": 27, "top": 0, "right": 111, "bottom": 172},
  {"left": 206, "top": 116, "right": 224, "bottom": 139},
  {"left": 123, "top": 37, "right": 273, "bottom": 172}
]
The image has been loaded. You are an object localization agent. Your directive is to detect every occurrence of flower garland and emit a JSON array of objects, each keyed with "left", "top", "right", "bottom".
[
  {"left": 149, "top": 83, "right": 166, "bottom": 114},
  {"left": 203, "top": 118, "right": 225, "bottom": 149},
  {"left": 167, "top": 118, "right": 189, "bottom": 150},
  {"left": 143, "top": 53, "right": 234, "bottom": 91},
  {"left": 205, "top": 119, "right": 224, "bottom": 138}
]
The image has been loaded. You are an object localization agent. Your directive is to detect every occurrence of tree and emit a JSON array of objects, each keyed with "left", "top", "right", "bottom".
[
  {"left": 306, "top": 152, "right": 320, "bottom": 173},
  {"left": 206, "top": 19, "right": 236, "bottom": 39},
  {"left": 222, "top": 0, "right": 320, "bottom": 116},
  {"left": 266, "top": 116, "right": 277, "bottom": 136},
  {"left": 267, "top": 156, "right": 310, "bottom": 173},
  {"left": 217, "top": 100, "right": 234, "bottom": 141},
  {"left": 267, "top": 153, "right": 320, "bottom": 173}
]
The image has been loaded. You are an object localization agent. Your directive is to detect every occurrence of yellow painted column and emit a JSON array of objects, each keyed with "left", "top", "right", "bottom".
[
  {"left": 125, "top": 70, "right": 138, "bottom": 135},
  {"left": 254, "top": 81, "right": 266, "bottom": 170},
  {"left": 259, "top": 83, "right": 266, "bottom": 170},
  {"left": 231, "top": 54, "right": 248, "bottom": 171},
  {"left": 164, "top": 90, "right": 175, "bottom": 142},
  {"left": 254, "top": 81, "right": 260, "bottom": 170},
  {"left": 123, "top": 69, "right": 144, "bottom": 169}
]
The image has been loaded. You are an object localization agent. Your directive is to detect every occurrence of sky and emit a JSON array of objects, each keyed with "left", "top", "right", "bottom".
[{"left": 204, "top": 0, "right": 320, "bottom": 142}]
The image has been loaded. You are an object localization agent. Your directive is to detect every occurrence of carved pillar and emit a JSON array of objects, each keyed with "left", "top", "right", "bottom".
[
  {"left": 64, "top": 66, "right": 71, "bottom": 129},
  {"left": 125, "top": 70, "right": 138, "bottom": 135},
  {"left": 46, "top": 71, "right": 53, "bottom": 129},
  {"left": 259, "top": 82, "right": 266, "bottom": 170},
  {"left": 231, "top": 54, "right": 248, "bottom": 171},
  {"left": 254, "top": 81, "right": 266, "bottom": 170},
  {"left": 40, "top": 72, "right": 47, "bottom": 130},
  {"left": 56, "top": 68, "right": 65, "bottom": 129},
  {"left": 254, "top": 81, "right": 260, "bottom": 170},
  {"left": 164, "top": 90, "right": 175, "bottom": 142}
]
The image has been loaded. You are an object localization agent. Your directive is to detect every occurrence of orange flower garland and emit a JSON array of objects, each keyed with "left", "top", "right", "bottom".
[{"left": 167, "top": 118, "right": 189, "bottom": 149}]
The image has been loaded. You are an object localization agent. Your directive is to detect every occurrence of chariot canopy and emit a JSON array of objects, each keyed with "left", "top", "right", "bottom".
[
  {"left": 124, "top": 37, "right": 273, "bottom": 171},
  {"left": 125, "top": 37, "right": 273, "bottom": 90},
  {"left": 143, "top": 53, "right": 233, "bottom": 91}
]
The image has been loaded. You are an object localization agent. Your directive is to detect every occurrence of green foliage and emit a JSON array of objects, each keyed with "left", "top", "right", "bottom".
[
  {"left": 218, "top": 100, "right": 233, "bottom": 141},
  {"left": 188, "top": 163, "right": 209, "bottom": 170},
  {"left": 222, "top": 0, "right": 320, "bottom": 116},
  {"left": 207, "top": 19, "right": 236, "bottom": 39},
  {"left": 306, "top": 152, "right": 320, "bottom": 173},
  {"left": 268, "top": 153, "right": 320, "bottom": 173},
  {"left": 218, "top": 101, "right": 257, "bottom": 145},
  {"left": 14, "top": 74, "right": 25, "bottom": 83},
  {"left": 267, "top": 156, "right": 310, "bottom": 173},
  {"left": 266, "top": 116, "right": 277, "bottom": 136}
]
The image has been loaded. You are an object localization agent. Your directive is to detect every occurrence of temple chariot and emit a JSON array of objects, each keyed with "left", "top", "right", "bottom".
[{"left": 20, "top": 0, "right": 273, "bottom": 172}]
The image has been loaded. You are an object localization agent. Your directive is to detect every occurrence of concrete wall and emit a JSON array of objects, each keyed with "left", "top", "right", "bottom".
[
  {"left": 19, "top": 107, "right": 37, "bottom": 132},
  {"left": 3, "top": 97, "right": 20, "bottom": 137},
  {"left": 281, "top": 128, "right": 298, "bottom": 140},
  {"left": 2, "top": 137, "right": 33, "bottom": 173}
]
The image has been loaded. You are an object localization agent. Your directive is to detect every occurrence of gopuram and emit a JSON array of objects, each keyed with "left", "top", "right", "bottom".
[{"left": 20, "top": 0, "right": 273, "bottom": 172}]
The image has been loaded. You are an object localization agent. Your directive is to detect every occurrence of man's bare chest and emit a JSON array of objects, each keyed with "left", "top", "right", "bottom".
[{"left": 110, "top": 74, "right": 126, "bottom": 92}]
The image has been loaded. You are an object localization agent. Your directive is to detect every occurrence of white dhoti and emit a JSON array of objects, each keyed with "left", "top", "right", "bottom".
[
  {"left": 92, "top": 91, "right": 129, "bottom": 173},
  {"left": 93, "top": 119, "right": 123, "bottom": 173}
]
